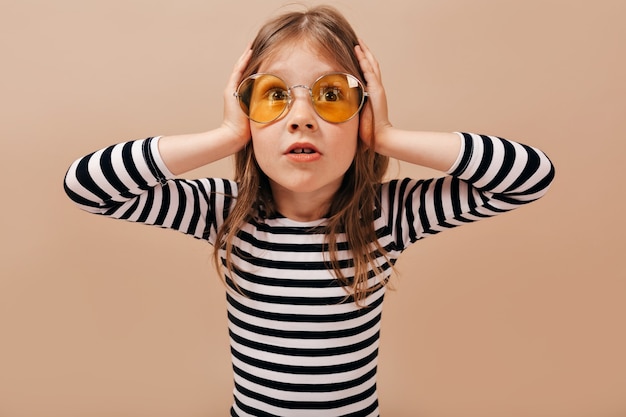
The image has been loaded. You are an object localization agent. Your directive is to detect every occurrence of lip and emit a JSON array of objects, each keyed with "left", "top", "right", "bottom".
[
  {"left": 285, "top": 142, "right": 321, "bottom": 154},
  {"left": 284, "top": 142, "right": 322, "bottom": 162}
]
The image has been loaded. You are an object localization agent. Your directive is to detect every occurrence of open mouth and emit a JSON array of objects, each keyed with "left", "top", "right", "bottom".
[
  {"left": 285, "top": 143, "right": 321, "bottom": 160},
  {"left": 290, "top": 148, "right": 316, "bottom": 154}
]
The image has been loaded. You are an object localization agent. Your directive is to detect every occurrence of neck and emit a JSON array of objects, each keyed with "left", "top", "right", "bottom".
[{"left": 269, "top": 184, "right": 336, "bottom": 222}]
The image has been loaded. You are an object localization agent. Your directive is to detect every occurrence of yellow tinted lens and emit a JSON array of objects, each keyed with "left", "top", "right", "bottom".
[
  {"left": 238, "top": 74, "right": 289, "bottom": 123},
  {"left": 312, "top": 74, "right": 363, "bottom": 122}
]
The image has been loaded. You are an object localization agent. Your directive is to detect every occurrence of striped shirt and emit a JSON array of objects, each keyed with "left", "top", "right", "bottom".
[{"left": 64, "top": 132, "right": 555, "bottom": 416}]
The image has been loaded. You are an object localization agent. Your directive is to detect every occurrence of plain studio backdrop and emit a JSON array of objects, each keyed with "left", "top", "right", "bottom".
[{"left": 1, "top": 0, "right": 624, "bottom": 416}]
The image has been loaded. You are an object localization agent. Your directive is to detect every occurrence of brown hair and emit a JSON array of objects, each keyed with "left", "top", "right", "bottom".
[{"left": 214, "top": 5, "right": 391, "bottom": 305}]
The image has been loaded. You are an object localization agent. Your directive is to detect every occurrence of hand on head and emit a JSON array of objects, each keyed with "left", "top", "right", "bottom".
[
  {"left": 221, "top": 45, "right": 254, "bottom": 148},
  {"left": 224, "top": 37, "right": 394, "bottom": 155},
  {"left": 355, "top": 39, "right": 393, "bottom": 151}
]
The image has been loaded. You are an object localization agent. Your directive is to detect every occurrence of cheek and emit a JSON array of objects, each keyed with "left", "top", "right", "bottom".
[
  {"left": 249, "top": 127, "right": 274, "bottom": 172},
  {"left": 250, "top": 124, "right": 270, "bottom": 151},
  {"left": 336, "top": 119, "right": 360, "bottom": 153}
]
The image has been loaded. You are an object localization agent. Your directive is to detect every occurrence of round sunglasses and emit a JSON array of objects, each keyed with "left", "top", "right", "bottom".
[{"left": 234, "top": 72, "right": 368, "bottom": 124}]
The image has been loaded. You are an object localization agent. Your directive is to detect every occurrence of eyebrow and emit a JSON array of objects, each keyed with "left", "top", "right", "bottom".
[{"left": 255, "top": 70, "right": 347, "bottom": 86}]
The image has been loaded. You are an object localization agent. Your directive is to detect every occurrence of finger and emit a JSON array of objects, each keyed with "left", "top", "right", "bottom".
[
  {"left": 355, "top": 45, "right": 375, "bottom": 83},
  {"left": 234, "top": 48, "right": 252, "bottom": 77},
  {"left": 356, "top": 41, "right": 391, "bottom": 132},
  {"left": 237, "top": 43, "right": 253, "bottom": 67},
  {"left": 357, "top": 38, "right": 382, "bottom": 77},
  {"left": 357, "top": 39, "right": 377, "bottom": 66},
  {"left": 356, "top": 47, "right": 383, "bottom": 95},
  {"left": 228, "top": 46, "right": 253, "bottom": 91}
]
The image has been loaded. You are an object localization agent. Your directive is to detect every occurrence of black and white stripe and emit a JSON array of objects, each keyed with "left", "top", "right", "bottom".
[{"left": 64, "top": 132, "right": 554, "bottom": 416}]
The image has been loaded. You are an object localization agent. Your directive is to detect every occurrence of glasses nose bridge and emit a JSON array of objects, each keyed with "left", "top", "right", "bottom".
[{"left": 288, "top": 84, "right": 313, "bottom": 105}]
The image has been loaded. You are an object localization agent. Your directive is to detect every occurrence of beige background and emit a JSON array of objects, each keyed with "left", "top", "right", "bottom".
[{"left": 1, "top": 0, "right": 624, "bottom": 416}]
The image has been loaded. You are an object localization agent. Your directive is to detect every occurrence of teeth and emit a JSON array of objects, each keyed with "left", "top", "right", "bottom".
[{"left": 292, "top": 148, "right": 314, "bottom": 154}]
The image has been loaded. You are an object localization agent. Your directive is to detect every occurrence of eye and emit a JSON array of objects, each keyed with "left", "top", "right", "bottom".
[
  {"left": 266, "top": 88, "right": 288, "bottom": 102},
  {"left": 320, "top": 87, "right": 342, "bottom": 102}
]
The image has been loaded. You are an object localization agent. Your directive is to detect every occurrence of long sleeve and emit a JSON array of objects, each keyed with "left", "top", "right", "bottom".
[
  {"left": 379, "top": 132, "right": 555, "bottom": 253},
  {"left": 64, "top": 133, "right": 555, "bottom": 250},
  {"left": 63, "top": 137, "right": 236, "bottom": 244}
]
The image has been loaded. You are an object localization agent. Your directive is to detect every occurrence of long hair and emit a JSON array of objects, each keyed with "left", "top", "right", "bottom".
[{"left": 214, "top": 5, "right": 391, "bottom": 305}]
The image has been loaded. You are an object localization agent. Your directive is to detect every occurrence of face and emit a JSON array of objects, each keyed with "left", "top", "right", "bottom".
[{"left": 250, "top": 42, "right": 360, "bottom": 220}]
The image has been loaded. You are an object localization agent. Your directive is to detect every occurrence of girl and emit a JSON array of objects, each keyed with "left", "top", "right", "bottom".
[{"left": 64, "top": 5, "right": 555, "bottom": 417}]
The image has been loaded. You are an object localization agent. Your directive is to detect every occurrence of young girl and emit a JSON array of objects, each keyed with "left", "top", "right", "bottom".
[{"left": 64, "top": 5, "right": 555, "bottom": 417}]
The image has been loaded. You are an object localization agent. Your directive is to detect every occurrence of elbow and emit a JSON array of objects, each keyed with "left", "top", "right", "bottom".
[
  {"left": 524, "top": 152, "right": 556, "bottom": 202},
  {"left": 62, "top": 158, "right": 106, "bottom": 214},
  {"left": 537, "top": 153, "right": 556, "bottom": 198}
]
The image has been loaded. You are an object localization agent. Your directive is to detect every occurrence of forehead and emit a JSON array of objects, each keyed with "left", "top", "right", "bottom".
[{"left": 257, "top": 41, "right": 344, "bottom": 81}]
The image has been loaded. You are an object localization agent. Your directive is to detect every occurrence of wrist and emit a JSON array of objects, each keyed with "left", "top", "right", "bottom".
[
  {"left": 219, "top": 121, "right": 251, "bottom": 153},
  {"left": 370, "top": 124, "right": 395, "bottom": 155}
]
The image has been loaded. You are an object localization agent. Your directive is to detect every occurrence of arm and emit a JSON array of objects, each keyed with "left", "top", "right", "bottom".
[
  {"left": 355, "top": 41, "right": 554, "bottom": 251},
  {"left": 355, "top": 41, "right": 462, "bottom": 171},
  {"left": 380, "top": 131, "right": 555, "bottom": 251},
  {"left": 373, "top": 129, "right": 462, "bottom": 172},
  {"left": 63, "top": 47, "right": 253, "bottom": 241},
  {"left": 157, "top": 47, "right": 252, "bottom": 175},
  {"left": 63, "top": 137, "right": 237, "bottom": 242},
  {"left": 355, "top": 40, "right": 554, "bottom": 189}
]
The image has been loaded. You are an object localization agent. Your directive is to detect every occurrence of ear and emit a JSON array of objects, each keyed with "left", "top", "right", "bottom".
[{"left": 358, "top": 101, "right": 375, "bottom": 148}]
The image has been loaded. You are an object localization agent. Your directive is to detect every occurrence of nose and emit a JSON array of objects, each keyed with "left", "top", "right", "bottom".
[{"left": 287, "top": 87, "right": 317, "bottom": 132}]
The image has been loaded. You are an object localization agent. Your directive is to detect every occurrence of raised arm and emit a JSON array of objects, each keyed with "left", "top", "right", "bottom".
[
  {"left": 355, "top": 40, "right": 463, "bottom": 171},
  {"left": 378, "top": 131, "right": 555, "bottom": 253},
  {"left": 356, "top": 41, "right": 555, "bottom": 251},
  {"left": 157, "top": 47, "right": 253, "bottom": 175},
  {"left": 63, "top": 47, "right": 254, "bottom": 241},
  {"left": 355, "top": 40, "right": 552, "bottom": 184}
]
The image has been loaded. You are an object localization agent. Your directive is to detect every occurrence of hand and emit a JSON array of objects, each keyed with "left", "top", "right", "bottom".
[
  {"left": 221, "top": 45, "right": 253, "bottom": 149},
  {"left": 355, "top": 39, "right": 393, "bottom": 152}
]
